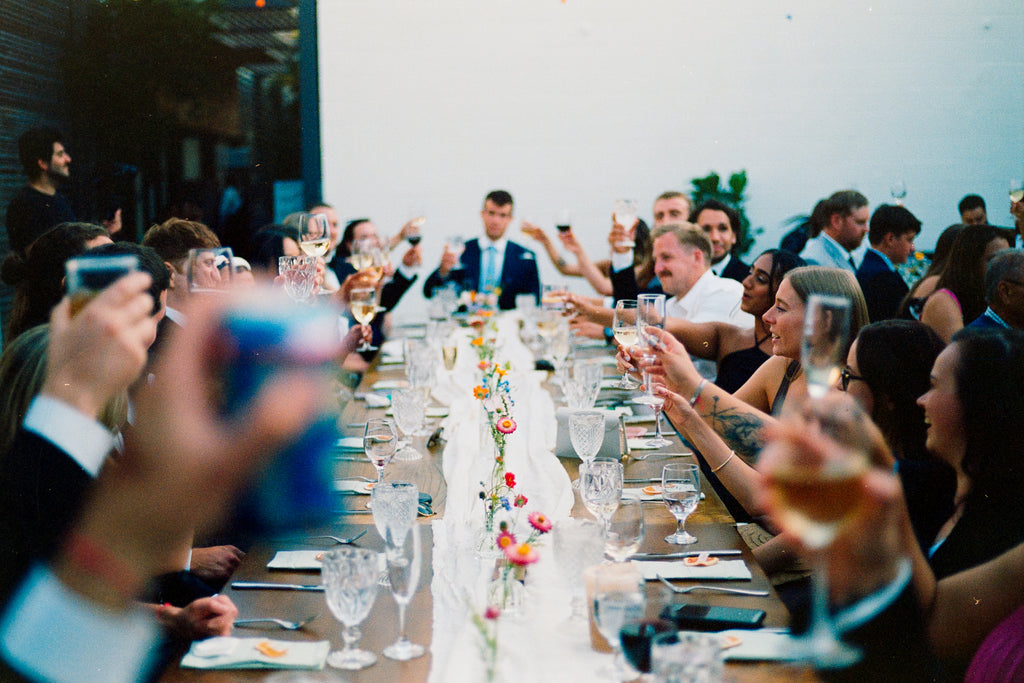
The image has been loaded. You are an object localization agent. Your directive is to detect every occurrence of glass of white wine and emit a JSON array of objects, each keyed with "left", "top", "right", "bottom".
[
  {"left": 613, "top": 299, "right": 640, "bottom": 388},
  {"left": 761, "top": 432, "right": 868, "bottom": 668},
  {"left": 1010, "top": 179, "right": 1024, "bottom": 205},
  {"left": 349, "top": 287, "right": 379, "bottom": 352},
  {"left": 298, "top": 212, "right": 332, "bottom": 257},
  {"left": 801, "top": 294, "right": 851, "bottom": 399}
]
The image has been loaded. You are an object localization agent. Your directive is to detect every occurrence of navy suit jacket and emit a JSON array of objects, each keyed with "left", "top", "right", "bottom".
[
  {"left": 719, "top": 254, "right": 750, "bottom": 284},
  {"left": 423, "top": 238, "right": 540, "bottom": 310},
  {"left": 857, "top": 249, "right": 909, "bottom": 322}
]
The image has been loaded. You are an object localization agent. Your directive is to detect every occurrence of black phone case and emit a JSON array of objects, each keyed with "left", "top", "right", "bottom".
[{"left": 659, "top": 603, "right": 766, "bottom": 631}]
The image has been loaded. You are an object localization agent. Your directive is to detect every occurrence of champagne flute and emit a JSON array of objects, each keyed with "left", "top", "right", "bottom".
[
  {"left": 363, "top": 418, "right": 397, "bottom": 486},
  {"left": 613, "top": 199, "right": 639, "bottom": 248},
  {"left": 605, "top": 497, "right": 645, "bottom": 562},
  {"left": 322, "top": 547, "right": 380, "bottom": 670},
  {"left": 801, "top": 294, "right": 851, "bottom": 399},
  {"left": 580, "top": 460, "right": 623, "bottom": 535},
  {"left": 761, "top": 433, "right": 868, "bottom": 667},
  {"left": 298, "top": 212, "right": 332, "bottom": 257},
  {"left": 634, "top": 294, "right": 671, "bottom": 447},
  {"left": 382, "top": 524, "right": 425, "bottom": 660},
  {"left": 662, "top": 463, "right": 700, "bottom": 545},
  {"left": 613, "top": 300, "right": 641, "bottom": 389},
  {"left": 350, "top": 288, "right": 379, "bottom": 352},
  {"left": 186, "top": 247, "right": 233, "bottom": 294}
]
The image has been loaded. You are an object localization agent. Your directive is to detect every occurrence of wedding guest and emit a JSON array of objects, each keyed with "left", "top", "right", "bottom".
[
  {"left": 964, "top": 248, "right": 1024, "bottom": 331},
  {"left": 692, "top": 199, "right": 749, "bottom": 282},
  {"left": 856, "top": 204, "right": 921, "bottom": 322},
  {"left": 3, "top": 127, "right": 76, "bottom": 257},
  {"left": 958, "top": 194, "right": 988, "bottom": 226},
  {"left": 897, "top": 223, "right": 964, "bottom": 320},
  {"left": 1, "top": 222, "right": 111, "bottom": 342},
  {"left": 800, "top": 190, "right": 869, "bottom": 272},
  {"left": 919, "top": 224, "right": 1011, "bottom": 342},
  {"left": 423, "top": 190, "right": 540, "bottom": 309},
  {"left": 609, "top": 191, "right": 691, "bottom": 300}
]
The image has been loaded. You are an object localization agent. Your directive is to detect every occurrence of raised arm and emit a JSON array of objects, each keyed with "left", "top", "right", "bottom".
[
  {"left": 521, "top": 221, "right": 581, "bottom": 277},
  {"left": 559, "top": 230, "right": 612, "bottom": 296}
]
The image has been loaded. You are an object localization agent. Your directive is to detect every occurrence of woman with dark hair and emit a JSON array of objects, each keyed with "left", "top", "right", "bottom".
[
  {"left": 842, "top": 320, "right": 955, "bottom": 550},
  {"left": 920, "top": 224, "right": 1011, "bottom": 342},
  {"left": 664, "top": 248, "right": 805, "bottom": 393},
  {"left": 246, "top": 225, "right": 301, "bottom": 276},
  {"left": 898, "top": 223, "right": 965, "bottom": 319},
  {"left": 1, "top": 222, "right": 111, "bottom": 342}
]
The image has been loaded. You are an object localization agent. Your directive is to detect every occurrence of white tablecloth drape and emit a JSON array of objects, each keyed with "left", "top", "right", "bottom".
[{"left": 425, "top": 313, "right": 608, "bottom": 681}]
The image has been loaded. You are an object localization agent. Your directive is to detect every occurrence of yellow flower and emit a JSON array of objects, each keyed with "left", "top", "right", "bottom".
[{"left": 915, "top": 251, "right": 925, "bottom": 260}]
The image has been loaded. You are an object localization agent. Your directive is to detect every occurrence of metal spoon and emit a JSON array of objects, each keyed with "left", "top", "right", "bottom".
[
  {"left": 657, "top": 575, "right": 769, "bottom": 597},
  {"left": 234, "top": 614, "right": 318, "bottom": 630},
  {"left": 308, "top": 530, "right": 366, "bottom": 545}
]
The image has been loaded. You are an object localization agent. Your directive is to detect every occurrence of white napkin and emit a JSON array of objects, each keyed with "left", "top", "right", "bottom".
[
  {"left": 267, "top": 550, "right": 324, "bottom": 570},
  {"left": 622, "top": 486, "right": 703, "bottom": 502},
  {"left": 385, "top": 406, "right": 449, "bottom": 418},
  {"left": 181, "top": 637, "right": 330, "bottom": 670},
  {"left": 333, "top": 480, "right": 373, "bottom": 495},
  {"left": 335, "top": 436, "right": 364, "bottom": 451},
  {"left": 371, "top": 379, "right": 409, "bottom": 391},
  {"left": 716, "top": 629, "right": 802, "bottom": 661},
  {"left": 379, "top": 339, "right": 405, "bottom": 357},
  {"left": 628, "top": 438, "right": 664, "bottom": 450},
  {"left": 360, "top": 393, "right": 391, "bottom": 408},
  {"left": 636, "top": 559, "right": 752, "bottom": 581}
]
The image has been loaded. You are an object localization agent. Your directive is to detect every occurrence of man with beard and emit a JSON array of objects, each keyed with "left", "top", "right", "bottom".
[{"left": 4, "top": 127, "right": 77, "bottom": 256}]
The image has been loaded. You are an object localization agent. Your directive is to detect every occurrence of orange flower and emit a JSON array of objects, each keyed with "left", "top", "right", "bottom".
[
  {"left": 471, "top": 337, "right": 484, "bottom": 346},
  {"left": 481, "top": 310, "right": 494, "bottom": 318},
  {"left": 473, "top": 385, "right": 489, "bottom": 400}
]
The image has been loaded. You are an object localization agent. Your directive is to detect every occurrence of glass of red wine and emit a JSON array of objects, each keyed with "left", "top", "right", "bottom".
[
  {"left": 556, "top": 208, "right": 572, "bottom": 233},
  {"left": 620, "top": 619, "right": 676, "bottom": 674}
]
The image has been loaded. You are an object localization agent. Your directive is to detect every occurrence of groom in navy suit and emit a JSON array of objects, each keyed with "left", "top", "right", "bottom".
[
  {"left": 856, "top": 204, "right": 922, "bottom": 322},
  {"left": 423, "top": 190, "right": 541, "bottom": 310}
]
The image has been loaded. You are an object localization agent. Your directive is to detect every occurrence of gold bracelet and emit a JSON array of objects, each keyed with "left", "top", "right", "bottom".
[{"left": 711, "top": 450, "right": 735, "bottom": 474}]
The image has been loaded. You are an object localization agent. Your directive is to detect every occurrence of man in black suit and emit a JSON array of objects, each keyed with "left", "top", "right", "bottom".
[
  {"left": 423, "top": 190, "right": 540, "bottom": 310},
  {"left": 691, "top": 199, "right": 749, "bottom": 283},
  {"left": 856, "top": 204, "right": 921, "bottom": 322}
]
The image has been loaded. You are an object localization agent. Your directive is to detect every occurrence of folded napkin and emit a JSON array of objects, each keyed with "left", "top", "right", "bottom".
[
  {"left": 335, "top": 436, "right": 364, "bottom": 451},
  {"left": 715, "top": 629, "right": 802, "bottom": 661},
  {"left": 181, "top": 637, "right": 330, "bottom": 670},
  {"left": 623, "top": 485, "right": 703, "bottom": 502},
  {"left": 627, "top": 438, "right": 665, "bottom": 450},
  {"left": 385, "top": 406, "right": 449, "bottom": 418},
  {"left": 333, "top": 480, "right": 373, "bottom": 495},
  {"left": 379, "top": 339, "right": 405, "bottom": 358},
  {"left": 357, "top": 393, "right": 391, "bottom": 408},
  {"left": 267, "top": 550, "right": 386, "bottom": 571},
  {"left": 371, "top": 379, "right": 409, "bottom": 391},
  {"left": 636, "top": 559, "right": 751, "bottom": 581}
]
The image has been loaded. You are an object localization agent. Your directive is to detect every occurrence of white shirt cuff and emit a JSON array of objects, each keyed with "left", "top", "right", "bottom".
[
  {"left": 1, "top": 566, "right": 161, "bottom": 683},
  {"left": 23, "top": 396, "right": 114, "bottom": 478},
  {"left": 611, "top": 250, "right": 634, "bottom": 272}
]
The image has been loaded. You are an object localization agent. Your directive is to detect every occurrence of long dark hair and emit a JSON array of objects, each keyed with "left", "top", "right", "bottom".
[
  {"left": 934, "top": 225, "right": 1012, "bottom": 325},
  {"left": 757, "top": 248, "right": 805, "bottom": 305},
  {"left": 856, "top": 320, "right": 944, "bottom": 460}
]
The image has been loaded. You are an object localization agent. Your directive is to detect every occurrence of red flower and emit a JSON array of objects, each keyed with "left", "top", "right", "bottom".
[
  {"left": 528, "top": 511, "right": 553, "bottom": 533},
  {"left": 514, "top": 494, "right": 528, "bottom": 508},
  {"left": 504, "top": 472, "right": 516, "bottom": 488},
  {"left": 496, "top": 530, "right": 517, "bottom": 550},
  {"left": 484, "top": 605, "right": 501, "bottom": 620}
]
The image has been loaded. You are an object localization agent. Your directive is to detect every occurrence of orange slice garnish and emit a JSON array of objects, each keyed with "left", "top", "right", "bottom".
[
  {"left": 683, "top": 555, "right": 719, "bottom": 567},
  {"left": 256, "top": 641, "right": 288, "bottom": 658},
  {"left": 721, "top": 635, "right": 743, "bottom": 650},
  {"left": 641, "top": 485, "right": 661, "bottom": 496}
]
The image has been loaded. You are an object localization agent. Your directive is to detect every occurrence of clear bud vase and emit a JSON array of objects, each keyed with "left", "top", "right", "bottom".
[{"left": 487, "top": 561, "right": 526, "bottom": 617}]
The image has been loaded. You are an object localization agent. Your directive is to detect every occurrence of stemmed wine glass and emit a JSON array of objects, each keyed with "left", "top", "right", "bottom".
[
  {"left": 322, "top": 547, "right": 380, "bottom": 670},
  {"left": 634, "top": 294, "right": 671, "bottom": 448},
  {"left": 350, "top": 288, "right": 379, "bottom": 352},
  {"left": 382, "top": 524, "right": 425, "bottom": 660},
  {"left": 662, "top": 463, "right": 700, "bottom": 545},
  {"left": 605, "top": 497, "right": 645, "bottom": 562},
  {"left": 363, "top": 418, "right": 397, "bottom": 486},
  {"left": 801, "top": 294, "right": 851, "bottom": 399},
  {"left": 580, "top": 460, "right": 623, "bottom": 535},
  {"left": 889, "top": 179, "right": 907, "bottom": 206},
  {"left": 760, "top": 429, "right": 868, "bottom": 667},
  {"left": 569, "top": 410, "right": 605, "bottom": 488},
  {"left": 186, "top": 247, "right": 233, "bottom": 294},
  {"left": 592, "top": 566, "right": 645, "bottom": 680},
  {"left": 298, "top": 212, "right": 332, "bottom": 257},
  {"left": 391, "top": 389, "right": 425, "bottom": 461},
  {"left": 613, "top": 300, "right": 640, "bottom": 388}
]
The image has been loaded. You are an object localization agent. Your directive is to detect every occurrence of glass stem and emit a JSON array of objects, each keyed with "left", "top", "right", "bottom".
[
  {"left": 396, "top": 602, "right": 408, "bottom": 642},
  {"left": 654, "top": 407, "right": 664, "bottom": 439},
  {"left": 807, "top": 555, "right": 835, "bottom": 654}
]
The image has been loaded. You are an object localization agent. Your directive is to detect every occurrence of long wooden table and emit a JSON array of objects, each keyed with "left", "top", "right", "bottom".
[{"left": 160, "top": 336, "right": 819, "bottom": 682}]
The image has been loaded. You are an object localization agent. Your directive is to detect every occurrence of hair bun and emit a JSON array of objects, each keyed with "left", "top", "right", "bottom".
[{"left": 0, "top": 253, "right": 29, "bottom": 286}]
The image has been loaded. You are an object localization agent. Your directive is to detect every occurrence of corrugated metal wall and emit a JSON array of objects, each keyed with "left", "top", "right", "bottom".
[{"left": 0, "top": 0, "right": 78, "bottom": 346}]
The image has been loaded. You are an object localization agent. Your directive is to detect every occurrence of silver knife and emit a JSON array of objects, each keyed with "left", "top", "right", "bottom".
[
  {"left": 631, "top": 550, "right": 742, "bottom": 561},
  {"left": 232, "top": 582, "right": 325, "bottom": 592},
  {"left": 623, "top": 478, "right": 660, "bottom": 484}
]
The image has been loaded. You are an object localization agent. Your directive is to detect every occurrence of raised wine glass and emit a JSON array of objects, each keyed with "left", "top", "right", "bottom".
[
  {"left": 363, "top": 418, "right": 397, "bottom": 486},
  {"left": 382, "top": 524, "right": 425, "bottom": 660},
  {"left": 298, "top": 212, "right": 332, "bottom": 257},
  {"left": 613, "top": 299, "right": 640, "bottom": 388},
  {"left": 322, "top": 547, "right": 380, "bottom": 670},
  {"left": 634, "top": 294, "right": 671, "bottom": 447},
  {"left": 612, "top": 199, "right": 639, "bottom": 248},
  {"left": 580, "top": 460, "right": 623, "bottom": 535},
  {"left": 801, "top": 294, "right": 851, "bottom": 399},
  {"left": 349, "top": 288, "right": 379, "bottom": 352},
  {"left": 662, "top": 463, "right": 700, "bottom": 545},
  {"left": 760, "top": 429, "right": 869, "bottom": 667}
]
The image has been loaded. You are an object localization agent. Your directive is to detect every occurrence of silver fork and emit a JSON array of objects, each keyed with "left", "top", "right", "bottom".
[
  {"left": 339, "top": 475, "right": 375, "bottom": 482},
  {"left": 234, "top": 614, "right": 318, "bottom": 630},
  {"left": 657, "top": 575, "right": 769, "bottom": 597},
  {"left": 308, "top": 530, "right": 367, "bottom": 545}
]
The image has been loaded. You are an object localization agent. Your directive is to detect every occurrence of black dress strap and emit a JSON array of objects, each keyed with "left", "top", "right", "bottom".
[{"left": 769, "top": 359, "right": 802, "bottom": 416}]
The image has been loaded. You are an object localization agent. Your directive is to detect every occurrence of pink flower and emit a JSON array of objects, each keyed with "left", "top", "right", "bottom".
[
  {"left": 496, "top": 417, "right": 517, "bottom": 434},
  {"left": 484, "top": 605, "right": 501, "bottom": 620},
  {"left": 514, "top": 494, "right": 528, "bottom": 508},
  {"left": 528, "top": 511, "right": 552, "bottom": 533},
  {"left": 496, "top": 530, "right": 517, "bottom": 550},
  {"left": 478, "top": 361, "right": 491, "bottom": 371},
  {"left": 504, "top": 542, "right": 539, "bottom": 566},
  {"left": 504, "top": 472, "right": 516, "bottom": 488}
]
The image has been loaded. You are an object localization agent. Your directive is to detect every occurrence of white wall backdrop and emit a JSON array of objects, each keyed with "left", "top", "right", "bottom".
[{"left": 318, "top": 0, "right": 1024, "bottom": 318}]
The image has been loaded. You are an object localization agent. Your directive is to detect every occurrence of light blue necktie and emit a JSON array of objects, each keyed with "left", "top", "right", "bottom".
[{"left": 482, "top": 245, "right": 500, "bottom": 292}]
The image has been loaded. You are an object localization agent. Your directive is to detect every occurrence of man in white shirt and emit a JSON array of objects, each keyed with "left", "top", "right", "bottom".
[
  {"left": 652, "top": 223, "right": 753, "bottom": 378},
  {"left": 800, "top": 190, "right": 870, "bottom": 272}
]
